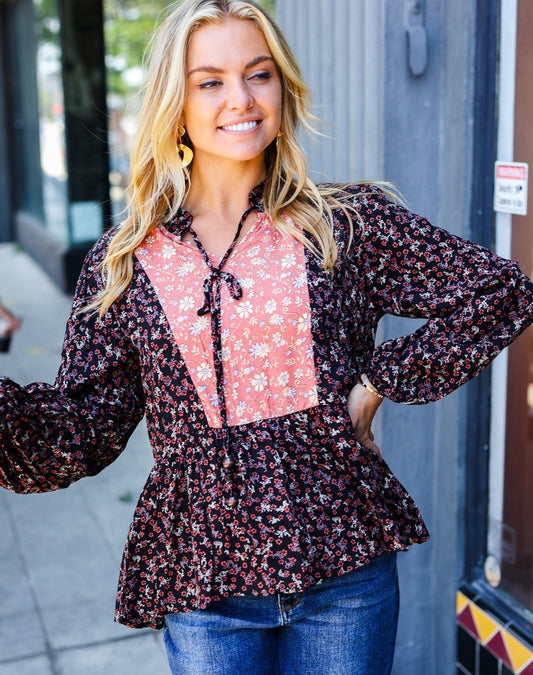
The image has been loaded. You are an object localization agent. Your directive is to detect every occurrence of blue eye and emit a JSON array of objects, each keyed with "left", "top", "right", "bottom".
[
  {"left": 251, "top": 71, "right": 272, "bottom": 81},
  {"left": 199, "top": 80, "right": 221, "bottom": 89}
]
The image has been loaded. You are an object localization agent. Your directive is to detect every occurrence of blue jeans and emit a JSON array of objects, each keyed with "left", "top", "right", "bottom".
[{"left": 163, "top": 552, "right": 399, "bottom": 675}]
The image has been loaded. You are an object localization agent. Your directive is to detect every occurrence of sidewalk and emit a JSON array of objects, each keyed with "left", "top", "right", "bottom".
[{"left": 0, "top": 244, "right": 169, "bottom": 674}]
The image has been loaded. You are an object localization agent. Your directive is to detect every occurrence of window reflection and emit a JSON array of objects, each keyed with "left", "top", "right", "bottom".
[
  {"left": 35, "top": 0, "right": 68, "bottom": 243},
  {"left": 498, "top": 0, "right": 533, "bottom": 614},
  {"left": 104, "top": 0, "right": 170, "bottom": 223}
]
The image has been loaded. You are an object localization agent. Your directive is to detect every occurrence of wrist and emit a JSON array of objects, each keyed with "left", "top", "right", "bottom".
[{"left": 358, "top": 373, "right": 384, "bottom": 400}]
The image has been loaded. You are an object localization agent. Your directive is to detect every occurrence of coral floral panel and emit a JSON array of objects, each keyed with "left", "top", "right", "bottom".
[{"left": 136, "top": 212, "right": 319, "bottom": 427}]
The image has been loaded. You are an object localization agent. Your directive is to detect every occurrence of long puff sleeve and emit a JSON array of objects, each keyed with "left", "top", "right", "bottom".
[
  {"left": 350, "top": 188, "right": 533, "bottom": 403},
  {"left": 0, "top": 241, "right": 145, "bottom": 493}
]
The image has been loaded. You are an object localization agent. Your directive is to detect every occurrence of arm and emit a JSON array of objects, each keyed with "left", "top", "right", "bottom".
[
  {"left": 0, "top": 244, "right": 145, "bottom": 494},
  {"left": 350, "top": 188, "right": 533, "bottom": 404}
]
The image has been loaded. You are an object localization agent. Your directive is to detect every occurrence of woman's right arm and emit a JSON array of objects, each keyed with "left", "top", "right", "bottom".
[{"left": 0, "top": 244, "right": 145, "bottom": 494}]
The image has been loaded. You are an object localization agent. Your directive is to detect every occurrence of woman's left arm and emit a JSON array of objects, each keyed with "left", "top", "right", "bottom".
[{"left": 353, "top": 190, "right": 533, "bottom": 404}]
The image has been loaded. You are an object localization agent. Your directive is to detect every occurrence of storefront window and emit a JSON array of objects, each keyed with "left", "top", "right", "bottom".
[
  {"left": 34, "top": 0, "right": 68, "bottom": 244},
  {"left": 104, "top": 0, "right": 169, "bottom": 222},
  {"left": 488, "top": 0, "right": 533, "bottom": 616},
  {"left": 499, "top": 277, "right": 533, "bottom": 612}
]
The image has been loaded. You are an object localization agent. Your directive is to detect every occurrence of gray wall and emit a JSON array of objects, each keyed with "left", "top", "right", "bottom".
[
  {"left": 278, "top": 0, "right": 385, "bottom": 183},
  {"left": 276, "top": 1, "right": 478, "bottom": 673},
  {"left": 0, "top": 5, "right": 13, "bottom": 241}
]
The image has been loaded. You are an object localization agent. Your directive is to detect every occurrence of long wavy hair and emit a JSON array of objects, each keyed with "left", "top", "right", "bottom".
[{"left": 90, "top": 0, "right": 356, "bottom": 316}]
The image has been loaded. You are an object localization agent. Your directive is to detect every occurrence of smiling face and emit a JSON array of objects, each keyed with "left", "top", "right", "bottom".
[{"left": 181, "top": 18, "right": 283, "bottom": 175}]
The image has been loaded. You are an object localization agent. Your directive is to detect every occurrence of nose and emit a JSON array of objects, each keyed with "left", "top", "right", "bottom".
[{"left": 227, "top": 78, "right": 254, "bottom": 111}]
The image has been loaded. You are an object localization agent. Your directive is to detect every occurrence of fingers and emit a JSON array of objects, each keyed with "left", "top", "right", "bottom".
[
  {"left": 354, "top": 430, "right": 382, "bottom": 459},
  {"left": 363, "top": 437, "right": 382, "bottom": 459}
]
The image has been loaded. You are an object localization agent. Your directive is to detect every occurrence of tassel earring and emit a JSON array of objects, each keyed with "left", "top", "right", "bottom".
[
  {"left": 276, "top": 129, "right": 283, "bottom": 149},
  {"left": 176, "top": 124, "right": 193, "bottom": 168}
]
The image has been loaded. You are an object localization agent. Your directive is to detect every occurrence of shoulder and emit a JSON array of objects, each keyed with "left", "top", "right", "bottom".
[
  {"left": 85, "top": 226, "right": 119, "bottom": 264},
  {"left": 82, "top": 217, "right": 142, "bottom": 272},
  {"left": 317, "top": 182, "right": 406, "bottom": 229},
  {"left": 74, "top": 226, "right": 121, "bottom": 297},
  {"left": 319, "top": 182, "right": 400, "bottom": 213},
  {"left": 81, "top": 229, "right": 113, "bottom": 271},
  {"left": 317, "top": 182, "right": 408, "bottom": 250}
]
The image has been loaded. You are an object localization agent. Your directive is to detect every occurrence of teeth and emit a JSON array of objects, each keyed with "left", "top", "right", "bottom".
[{"left": 222, "top": 121, "right": 258, "bottom": 132}]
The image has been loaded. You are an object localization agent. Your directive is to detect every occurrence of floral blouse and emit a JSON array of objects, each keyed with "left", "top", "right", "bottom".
[{"left": 1, "top": 184, "right": 532, "bottom": 629}]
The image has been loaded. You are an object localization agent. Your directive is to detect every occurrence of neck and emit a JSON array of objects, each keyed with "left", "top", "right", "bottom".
[{"left": 185, "top": 159, "right": 265, "bottom": 220}]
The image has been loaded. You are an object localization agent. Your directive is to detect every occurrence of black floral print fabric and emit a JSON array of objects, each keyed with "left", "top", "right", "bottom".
[{"left": 1, "top": 184, "right": 532, "bottom": 629}]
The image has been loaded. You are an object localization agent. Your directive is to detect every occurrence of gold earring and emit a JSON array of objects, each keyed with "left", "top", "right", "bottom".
[{"left": 176, "top": 124, "right": 193, "bottom": 168}]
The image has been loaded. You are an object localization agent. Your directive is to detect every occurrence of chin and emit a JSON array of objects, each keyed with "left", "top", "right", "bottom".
[
  {"left": 229, "top": 143, "right": 273, "bottom": 162},
  {"left": 196, "top": 142, "right": 271, "bottom": 166}
]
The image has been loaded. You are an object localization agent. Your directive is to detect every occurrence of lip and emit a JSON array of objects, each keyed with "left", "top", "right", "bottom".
[{"left": 219, "top": 119, "right": 262, "bottom": 133}]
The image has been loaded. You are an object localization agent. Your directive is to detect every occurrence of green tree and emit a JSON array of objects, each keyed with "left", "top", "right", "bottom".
[
  {"left": 104, "top": 0, "right": 276, "bottom": 98},
  {"left": 104, "top": 0, "right": 169, "bottom": 97},
  {"left": 259, "top": 0, "right": 275, "bottom": 15}
]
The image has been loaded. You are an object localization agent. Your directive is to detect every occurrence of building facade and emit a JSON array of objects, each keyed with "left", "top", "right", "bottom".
[
  {"left": 276, "top": 1, "right": 533, "bottom": 674},
  {"left": 0, "top": 0, "right": 110, "bottom": 291},
  {"left": 1, "top": 1, "right": 532, "bottom": 673}
]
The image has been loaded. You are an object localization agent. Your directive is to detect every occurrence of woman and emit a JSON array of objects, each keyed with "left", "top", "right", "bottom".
[{"left": 1, "top": 1, "right": 532, "bottom": 673}]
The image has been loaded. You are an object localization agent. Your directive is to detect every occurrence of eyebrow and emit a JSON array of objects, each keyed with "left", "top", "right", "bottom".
[{"left": 187, "top": 55, "right": 274, "bottom": 76}]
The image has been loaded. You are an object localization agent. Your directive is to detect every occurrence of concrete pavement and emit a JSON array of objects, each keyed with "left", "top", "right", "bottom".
[{"left": 0, "top": 244, "right": 169, "bottom": 674}]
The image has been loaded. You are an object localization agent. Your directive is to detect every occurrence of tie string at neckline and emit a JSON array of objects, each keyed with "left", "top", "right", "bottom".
[{"left": 185, "top": 202, "right": 254, "bottom": 316}]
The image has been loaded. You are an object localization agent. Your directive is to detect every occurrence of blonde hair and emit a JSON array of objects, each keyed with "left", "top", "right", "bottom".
[{"left": 90, "top": 0, "right": 356, "bottom": 316}]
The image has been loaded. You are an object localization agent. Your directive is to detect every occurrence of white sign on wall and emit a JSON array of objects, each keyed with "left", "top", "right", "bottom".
[{"left": 494, "top": 161, "right": 528, "bottom": 216}]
